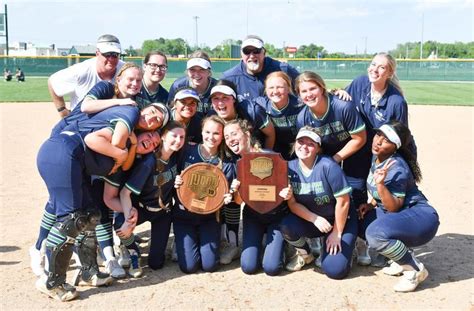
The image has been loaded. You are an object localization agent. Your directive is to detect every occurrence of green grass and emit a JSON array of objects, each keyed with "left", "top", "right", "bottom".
[{"left": 1, "top": 77, "right": 472, "bottom": 106}]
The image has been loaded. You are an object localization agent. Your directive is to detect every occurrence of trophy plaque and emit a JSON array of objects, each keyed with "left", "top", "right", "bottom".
[
  {"left": 237, "top": 152, "right": 288, "bottom": 214},
  {"left": 177, "top": 163, "right": 229, "bottom": 214}
]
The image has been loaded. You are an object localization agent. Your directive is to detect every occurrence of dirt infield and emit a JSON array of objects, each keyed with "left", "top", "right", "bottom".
[{"left": 0, "top": 103, "right": 472, "bottom": 310}]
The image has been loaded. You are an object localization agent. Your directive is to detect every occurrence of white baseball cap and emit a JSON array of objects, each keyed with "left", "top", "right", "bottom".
[
  {"left": 97, "top": 34, "right": 121, "bottom": 54},
  {"left": 241, "top": 35, "right": 264, "bottom": 50},
  {"left": 296, "top": 128, "right": 321, "bottom": 145}
]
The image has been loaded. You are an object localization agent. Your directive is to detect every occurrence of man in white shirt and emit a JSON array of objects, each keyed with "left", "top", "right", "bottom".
[{"left": 48, "top": 34, "right": 124, "bottom": 118}]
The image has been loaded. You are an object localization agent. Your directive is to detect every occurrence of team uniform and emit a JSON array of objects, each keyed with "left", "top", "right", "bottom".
[
  {"left": 280, "top": 155, "right": 356, "bottom": 279},
  {"left": 107, "top": 151, "right": 178, "bottom": 270},
  {"left": 173, "top": 143, "right": 232, "bottom": 273},
  {"left": 168, "top": 76, "right": 218, "bottom": 114},
  {"left": 226, "top": 151, "right": 288, "bottom": 276},
  {"left": 49, "top": 57, "right": 124, "bottom": 110},
  {"left": 365, "top": 153, "right": 439, "bottom": 272},
  {"left": 221, "top": 57, "right": 299, "bottom": 102},
  {"left": 135, "top": 82, "right": 169, "bottom": 110},
  {"left": 346, "top": 75, "right": 417, "bottom": 170},
  {"left": 295, "top": 94, "right": 367, "bottom": 206},
  {"left": 253, "top": 93, "right": 304, "bottom": 160},
  {"left": 170, "top": 107, "right": 204, "bottom": 144},
  {"left": 36, "top": 105, "right": 138, "bottom": 289}
]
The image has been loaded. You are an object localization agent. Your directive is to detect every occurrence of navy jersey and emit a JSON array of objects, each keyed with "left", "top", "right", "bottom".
[
  {"left": 62, "top": 105, "right": 138, "bottom": 139},
  {"left": 221, "top": 57, "right": 299, "bottom": 102},
  {"left": 288, "top": 155, "right": 352, "bottom": 221},
  {"left": 51, "top": 81, "right": 139, "bottom": 137},
  {"left": 254, "top": 94, "right": 304, "bottom": 159},
  {"left": 170, "top": 108, "right": 204, "bottom": 144},
  {"left": 296, "top": 94, "right": 365, "bottom": 156},
  {"left": 168, "top": 76, "right": 217, "bottom": 114},
  {"left": 346, "top": 75, "right": 417, "bottom": 158},
  {"left": 124, "top": 152, "right": 179, "bottom": 209},
  {"left": 346, "top": 75, "right": 408, "bottom": 135},
  {"left": 367, "top": 153, "right": 426, "bottom": 212},
  {"left": 135, "top": 83, "right": 169, "bottom": 110}
]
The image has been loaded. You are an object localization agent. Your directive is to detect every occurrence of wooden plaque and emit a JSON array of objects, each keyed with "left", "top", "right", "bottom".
[
  {"left": 237, "top": 152, "right": 288, "bottom": 214},
  {"left": 177, "top": 163, "right": 229, "bottom": 214}
]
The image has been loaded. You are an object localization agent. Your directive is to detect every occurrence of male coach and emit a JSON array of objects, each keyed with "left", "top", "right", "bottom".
[
  {"left": 221, "top": 35, "right": 299, "bottom": 102},
  {"left": 48, "top": 34, "right": 124, "bottom": 118}
]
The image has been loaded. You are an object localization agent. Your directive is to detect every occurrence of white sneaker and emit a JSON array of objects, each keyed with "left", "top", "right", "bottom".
[
  {"left": 117, "top": 245, "right": 131, "bottom": 268},
  {"left": 105, "top": 259, "right": 126, "bottom": 279},
  {"left": 382, "top": 261, "right": 404, "bottom": 276},
  {"left": 393, "top": 263, "right": 429, "bottom": 292},
  {"left": 128, "top": 250, "right": 143, "bottom": 278},
  {"left": 285, "top": 253, "right": 314, "bottom": 272},
  {"left": 356, "top": 240, "right": 371, "bottom": 266},
  {"left": 220, "top": 244, "right": 240, "bottom": 265},
  {"left": 308, "top": 237, "right": 323, "bottom": 256},
  {"left": 36, "top": 275, "right": 79, "bottom": 302},
  {"left": 29, "top": 243, "right": 45, "bottom": 276}
]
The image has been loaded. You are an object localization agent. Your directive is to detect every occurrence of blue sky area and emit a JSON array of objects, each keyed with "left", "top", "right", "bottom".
[{"left": 2, "top": 0, "right": 473, "bottom": 54}]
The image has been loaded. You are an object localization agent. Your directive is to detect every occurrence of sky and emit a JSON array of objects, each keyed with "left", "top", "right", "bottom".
[{"left": 2, "top": 0, "right": 473, "bottom": 54}]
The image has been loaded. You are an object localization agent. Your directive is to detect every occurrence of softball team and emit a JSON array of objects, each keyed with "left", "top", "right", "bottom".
[{"left": 32, "top": 40, "right": 439, "bottom": 302}]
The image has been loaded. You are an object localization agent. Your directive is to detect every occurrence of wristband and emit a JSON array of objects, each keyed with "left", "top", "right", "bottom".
[{"left": 57, "top": 106, "right": 67, "bottom": 112}]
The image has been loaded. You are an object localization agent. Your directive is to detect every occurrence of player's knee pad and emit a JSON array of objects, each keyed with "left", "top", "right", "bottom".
[{"left": 75, "top": 208, "right": 101, "bottom": 232}]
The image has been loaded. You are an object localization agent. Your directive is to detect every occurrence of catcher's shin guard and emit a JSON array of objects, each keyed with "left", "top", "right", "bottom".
[{"left": 45, "top": 214, "right": 86, "bottom": 289}]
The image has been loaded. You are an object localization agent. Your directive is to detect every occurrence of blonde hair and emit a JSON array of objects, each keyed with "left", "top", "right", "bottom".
[
  {"left": 294, "top": 71, "right": 327, "bottom": 97},
  {"left": 374, "top": 52, "right": 404, "bottom": 96},
  {"left": 201, "top": 115, "right": 227, "bottom": 160},
  {"left": 265, "top": 71, "right": 294, "bottom": 95},
  {"left": 114, "top": 62, "right": 142, "bottom": 97}
]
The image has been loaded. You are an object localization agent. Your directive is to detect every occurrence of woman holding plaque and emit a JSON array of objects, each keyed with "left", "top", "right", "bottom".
[
  {"left": 173, "top": 115, "right": 231, "bottom": 274},
  {"left": 280, "top": 126, "right": 357, "bottom": 280},
  {"left": 223, "top": 119, "right": 288, "bottom": 276}
]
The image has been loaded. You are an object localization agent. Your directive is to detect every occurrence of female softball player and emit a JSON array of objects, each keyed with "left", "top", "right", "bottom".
[
  {"left": 169, "top": 88, "right": 204, "bottom": 144},
  {"left": 363, "top": 121, "right": 439, "bottom": 292},
  {"left": 280, "top": 126, "right": 356, "bottom": 279},
  {"left": 168, "top": 50, "right": 218, "bottom": 114},
  {"left": 173, "top": 115, "right": 231, "bottom": 273},
  {"left": 222, "top": 119, "right": 288, "bottom": 276}
]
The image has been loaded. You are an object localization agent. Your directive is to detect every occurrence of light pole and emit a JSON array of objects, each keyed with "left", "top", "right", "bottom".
[
  {"left": 193, "top": 16, "right": 199, "bottom": 48},
  {"left": 420, "top": 12, "right": 424, "bottom": 59}
]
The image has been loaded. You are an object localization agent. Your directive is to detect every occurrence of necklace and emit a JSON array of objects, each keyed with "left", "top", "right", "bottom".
[{"left": 370, "top": 87, "right": 386, "bottom": 107}]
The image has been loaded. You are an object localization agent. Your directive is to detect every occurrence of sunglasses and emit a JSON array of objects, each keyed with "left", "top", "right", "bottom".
[
  {"left": 102, "top": 52, "right": 119, "bottom": 59},
  {"left": 242, "top": 47, "right": 263, "bottom": 56}
]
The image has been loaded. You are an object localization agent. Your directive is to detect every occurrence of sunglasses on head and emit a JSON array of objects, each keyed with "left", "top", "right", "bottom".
[
  {"left": 242, "top": 47, "right": 263, "bottom": 55},
  {"left": 102, "top": 52, "right": 119, "bottom": 59}
]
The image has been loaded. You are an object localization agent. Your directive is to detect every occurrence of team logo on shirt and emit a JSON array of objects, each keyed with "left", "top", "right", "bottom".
[
  {"left": 250, "top": 157, "right": 273, "bottom": 180},
  {"left": 187, "top": 169, "right": 219, "bottom": 199}
]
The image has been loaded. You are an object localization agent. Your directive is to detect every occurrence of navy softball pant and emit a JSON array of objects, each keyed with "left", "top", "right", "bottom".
[
  {"left": 365, "top": 203, "right": 439, "bottom": 254},
  {"left": 280, "top": 207, "right": 358, "bottom": 279}
]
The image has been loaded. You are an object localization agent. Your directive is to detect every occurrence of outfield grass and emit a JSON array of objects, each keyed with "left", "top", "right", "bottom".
[{"left": 0, "top": 77, "right": 472, "bottom": 106}]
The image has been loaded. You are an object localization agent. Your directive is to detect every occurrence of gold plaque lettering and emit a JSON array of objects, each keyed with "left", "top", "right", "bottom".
[
  {"left": 187, "top": 169, "right": 218, "bottom": 199},
  {"left": 248, "top": 185, "right": 276, "bottom": 202},
  {"left": 250, "top": 157, "right": 273, "bottom": 180}
]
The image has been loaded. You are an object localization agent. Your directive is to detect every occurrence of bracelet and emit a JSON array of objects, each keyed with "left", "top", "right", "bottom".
[{"left": 57, "top": 106, "right": 67, "bottom": 112}]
